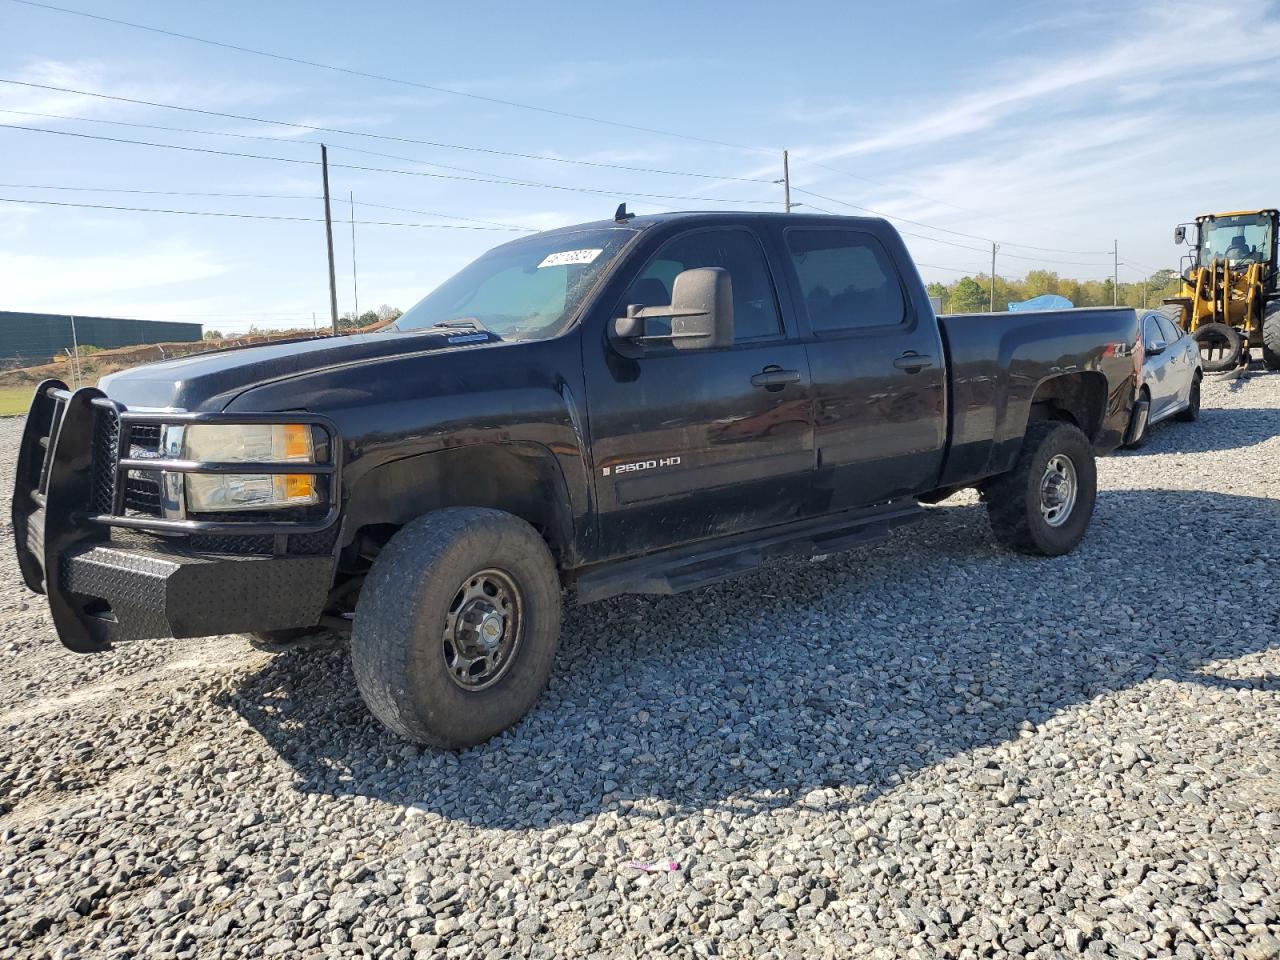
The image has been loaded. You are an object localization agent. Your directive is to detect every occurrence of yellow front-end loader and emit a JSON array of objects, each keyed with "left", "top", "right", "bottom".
[{"left": 1165, "top": 209, "right": 1280, "bottom": 371}]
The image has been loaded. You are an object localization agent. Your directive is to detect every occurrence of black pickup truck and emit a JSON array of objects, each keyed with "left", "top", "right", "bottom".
[{"left": 12, "top": 211, "right": 1142, "bottom": 746}]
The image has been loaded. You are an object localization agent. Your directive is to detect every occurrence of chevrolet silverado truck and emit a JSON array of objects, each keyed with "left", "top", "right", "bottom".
[{"left": 12, "top": 211, "right": 1143, "bottom": 747}]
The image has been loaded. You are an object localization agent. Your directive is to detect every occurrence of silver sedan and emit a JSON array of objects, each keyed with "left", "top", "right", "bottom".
[{"left": 1126, "top": 307, "right": 1202, "bottom": 448}]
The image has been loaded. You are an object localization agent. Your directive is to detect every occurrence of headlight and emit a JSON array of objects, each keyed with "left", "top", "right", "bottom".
[{"left": 166, "top": 424, "right": 320, "bottom": 512}]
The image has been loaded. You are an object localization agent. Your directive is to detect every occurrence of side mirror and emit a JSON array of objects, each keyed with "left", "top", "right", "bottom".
[
  {"left": 1147, "top": 339, "right": 1167, "bottom": 356},
  {"left": 612, "top": 267, "right": 734, "bottom": 350},
  {"left": 1173, "top": 225, "right": 1186, "bottom": 245}
]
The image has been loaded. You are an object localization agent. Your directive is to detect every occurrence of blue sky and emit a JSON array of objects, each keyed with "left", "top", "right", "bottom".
[{"left": 3, "top": 0, "right": 1280, "bottom": 332}]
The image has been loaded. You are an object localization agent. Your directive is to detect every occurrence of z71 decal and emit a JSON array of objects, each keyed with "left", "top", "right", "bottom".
[{"left": 602, "top": 456, "right": 681, "bottom": 477}]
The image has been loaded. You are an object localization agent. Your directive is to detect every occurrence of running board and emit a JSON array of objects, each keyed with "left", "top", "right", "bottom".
[{"left": 573, "top": 501, "right": 926, "bottom": 605}]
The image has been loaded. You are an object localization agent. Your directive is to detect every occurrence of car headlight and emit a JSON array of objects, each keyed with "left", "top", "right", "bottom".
[{"left": 164, "top": 424, "right": 320, "bottom": 512}]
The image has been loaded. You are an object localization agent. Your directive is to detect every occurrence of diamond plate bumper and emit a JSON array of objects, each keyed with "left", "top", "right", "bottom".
[{"left": 60, "top": 541, "right": 335, "bottom": 646}]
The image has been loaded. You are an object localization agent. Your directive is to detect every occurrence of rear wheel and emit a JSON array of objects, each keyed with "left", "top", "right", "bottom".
[
  {"left": 1194, "top": 322, "right": 1244, "bottom": 372},
  {"left": 984, "top": 422, "right": 1097, "bottom": 556},
  {"left": 1175, "top": 374, "right": 1201, "bottom": 422},
  {"left": 1262, "top": 303, "right": 1280, "bottom": 371},
  {"left": 350, "top": 507, "right": 561, "bottom": 748}
]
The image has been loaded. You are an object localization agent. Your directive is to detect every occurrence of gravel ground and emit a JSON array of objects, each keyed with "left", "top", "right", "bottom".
[{"left": 1, "top": 372, "right": 1278, "bottom": 960}]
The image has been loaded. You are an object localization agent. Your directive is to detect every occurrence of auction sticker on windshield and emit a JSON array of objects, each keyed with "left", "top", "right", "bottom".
[{"left": 538, "top": 248, "right": 603, "bottom": 268}]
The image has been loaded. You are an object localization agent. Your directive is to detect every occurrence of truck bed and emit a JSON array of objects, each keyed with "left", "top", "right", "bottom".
[{"left": 937, "top": 306, "right": 1139, "bottom": 488}]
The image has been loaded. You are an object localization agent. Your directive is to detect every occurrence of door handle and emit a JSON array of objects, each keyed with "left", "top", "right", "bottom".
[
  {"left": 893, "top": 352, "right": 934, "bottom": 372},
  {"left": 751, "top": 367, "right": 801, "bottom": 388}
]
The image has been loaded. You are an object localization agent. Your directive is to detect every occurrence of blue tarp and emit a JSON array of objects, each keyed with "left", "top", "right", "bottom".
[{"left": 1008, "top": 294, "right": 1074, "bottom": 312}]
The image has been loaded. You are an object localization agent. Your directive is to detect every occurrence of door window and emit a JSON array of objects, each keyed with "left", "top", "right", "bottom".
[
  {"left": 624, "top": 229, "right": 783, "bottom": 342},
  {"left": 785, "top": 229, "right": 907, "bottom": 333},
  {"left": 1155, "top": 315, "right": 1182, "bottom": 344}
]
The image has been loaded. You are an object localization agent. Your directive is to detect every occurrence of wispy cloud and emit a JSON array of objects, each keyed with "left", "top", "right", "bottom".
[
  {"left": 793, "top": 0, "right": 1280, "bottom": 164},
  {"left": 689, "top": 0, "right": 1280, "bottom": 279}
]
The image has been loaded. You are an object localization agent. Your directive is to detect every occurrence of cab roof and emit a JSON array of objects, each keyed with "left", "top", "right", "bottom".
[
  {"left": 534, "top": 210, "right": 886, "bottom": 236},
  {"left": 1197, "top": 209, "right": 1279, "bottom": 220}
]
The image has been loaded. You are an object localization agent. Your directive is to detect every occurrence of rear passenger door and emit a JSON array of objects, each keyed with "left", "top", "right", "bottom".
[
  {"left": 1155, "top": 313, "right": 1197, "bottom": 407},
  {"left": 775, "top": 224, "right": 947, "bottom": 510}
]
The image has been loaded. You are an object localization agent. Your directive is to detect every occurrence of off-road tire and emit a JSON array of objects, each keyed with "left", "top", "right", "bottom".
[
  {"left": 1175, "top": 373, "right": 1201, "bottom": 422},
  {"left": 1194, "top": 322, "right": 1244, "bottom": 372},
  {"left": 350, "top": 507, "right": 561, "bottom": 748},
  {"left": 1125, "top": 387, "right": 1151, "bottom": 449},
  {"left": 983, "top": 421, "right": 1097, "bottom": 556},
  {"left": 1262, "top": 303, "right": 1280, "bottom": 371}
]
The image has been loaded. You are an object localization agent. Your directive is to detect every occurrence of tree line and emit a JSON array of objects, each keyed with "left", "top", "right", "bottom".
[
  {"left": 203, "top": 304, "right": 403, "bottom": 340},
  {"left": 926, "top": 269, "right": 1181, "bottom": 314}
]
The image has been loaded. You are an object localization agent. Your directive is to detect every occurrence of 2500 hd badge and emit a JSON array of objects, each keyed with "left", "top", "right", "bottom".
[{"left": 603, "top": 456, "right": 682, "bottom": 476}]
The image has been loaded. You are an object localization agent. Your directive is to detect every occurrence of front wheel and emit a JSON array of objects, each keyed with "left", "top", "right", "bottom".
[
  {"left": 350, "top": 507, "right": 562, "bottom": 748},
  {"left": 983, "top": 422, "right": 1097, "bottom": 556},
  {"left": 1262, "top": 304, "right": 1280, "bottom": 371}
]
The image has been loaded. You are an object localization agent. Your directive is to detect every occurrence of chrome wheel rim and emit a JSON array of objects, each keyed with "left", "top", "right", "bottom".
[
  {"left": 442, "top": 568, "right": 522, "bottom": 690},
  {"left": 1039, "top": 454, "right": 1077, "bottom": 528}
]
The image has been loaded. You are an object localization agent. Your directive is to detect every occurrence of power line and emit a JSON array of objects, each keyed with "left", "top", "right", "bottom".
[
  {"left": 0, "top": 87, "right": 774, "bottom": 183},
  {"left": 791, "top": 186, "right": 1003, "bottom": 246},
  {"left": 7, "top": 0, "right": 772, "bottom": 154},
  {"left": 1120, "top": 258, "right": 1172, "bottom": 276},
  {"left": 0, "top": 182, "right": 535, "bottom": 230},
  {"left": 0, "top": 123, "right": 784, "bottom": 206},
  {"left": 793, "top": 157, "right": 1013, "bottom": 234},
  {"left": 1, "top": 107, "right": 605, "bottom": 190},
  {"left": 0, "top": 76, "right": 1123, "bottom": 261},
  {"left": 790, "top": 155, "right": 1111, "bottom": 255},
  {"left": 0, "top": 195, "right": 528, "bottom": 229},
  {"left": 6, "top": 121, "right": 1103, "bottom": 250},
  {"left": 791, "top": 185, "right": 1113, "bottom": 265},
  {"left": 997, "top": 249, "right": 1115, "bottom": 268},
  {"left": 351, "top": 198, "right": 531, "bottom": 230},
  {"left": 898, "top": 232, "right": 990, "bottom": 255},
  {"left": 914, "top": 262, "right": 994, "bottom": 275}
]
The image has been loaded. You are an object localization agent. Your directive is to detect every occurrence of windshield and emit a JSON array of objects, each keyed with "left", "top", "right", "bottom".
[
  {"left": 1199, "top": 213, "right": 1274, "bottom": 266},
  {"left": 393, "top": 227, "right": 637, "bottom": 339}
]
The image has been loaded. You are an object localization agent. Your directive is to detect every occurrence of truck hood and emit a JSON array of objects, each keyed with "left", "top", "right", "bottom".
[{"left": 98, "top": 328, "right": 497, "bottom": 411}]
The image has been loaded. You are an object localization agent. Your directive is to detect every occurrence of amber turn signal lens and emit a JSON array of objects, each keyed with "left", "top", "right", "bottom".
[
  {"left": 281, "top": 474, "right": 315, "bottom": 501},
  {"left": 282, "top": 424, "right": 312, "bottom": 461}
]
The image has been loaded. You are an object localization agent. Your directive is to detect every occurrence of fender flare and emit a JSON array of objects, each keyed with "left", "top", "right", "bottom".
[{"left": 338, "top": 441, "right": 583, "bottom": 567}]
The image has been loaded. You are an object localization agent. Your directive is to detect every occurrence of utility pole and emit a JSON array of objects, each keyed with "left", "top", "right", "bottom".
[
  {"left": 990, "top": 242, "right": 999, "bottom": 311},
  {"left": 782, "top": 150, "right": 792, "bottom": 213},
  {"left": 349, "top": 191, "right": 359, "bottom": 322},
  {"left": 321, "top": 144, "right": 339, "bottom": 336},
  {"left": 68, "top": 315, "right": 81, "bottom": 388},
  {"left": 1113, "top": 240, "right": 1119, "bottom": 306}
]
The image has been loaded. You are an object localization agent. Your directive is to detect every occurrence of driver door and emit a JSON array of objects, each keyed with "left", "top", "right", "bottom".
[{"left": 582, "top": 226, "right": 816, "bottom": 561}]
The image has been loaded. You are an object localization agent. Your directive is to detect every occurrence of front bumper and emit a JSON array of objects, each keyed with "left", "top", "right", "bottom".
[
  {"left": 12, "top": 381, "right": 340, "bottom": 652},
  {"left": 60, "top": 540, "right": 334, "bottom": 647}
]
